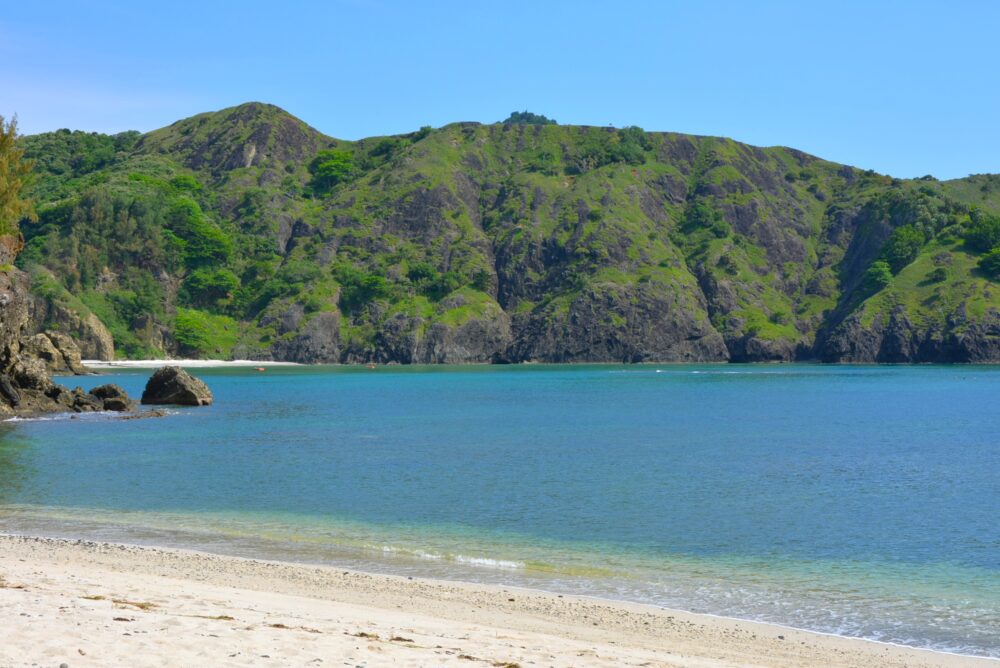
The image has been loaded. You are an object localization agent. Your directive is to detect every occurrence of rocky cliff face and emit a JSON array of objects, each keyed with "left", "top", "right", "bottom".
[
  {"left": 17, "top": 104, "right": 1000, "bottom": 365},
  {"left": 26, "top": 290, "right": 115, "bottom": 360},
  {"left": 0, "top": 233, "right": 132, "bottom": 416}
]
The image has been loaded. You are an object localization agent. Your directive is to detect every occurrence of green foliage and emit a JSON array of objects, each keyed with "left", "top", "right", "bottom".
[
  {"left": 79, "top": 290, "right": 157, "bottom": 358},
  {"left": 927, "top": 266, "right": 948, "bottom": 283},
  {"left": 610, "top": 126, "right": 650, "bottom": 164},
  {"left": 332, "top": 262, "right": 393, "bottom": 313},
  {"left": 565, "top": 126, "right": 650, "bottom": 173},
  {"left": 502, "top": 111, "right": 557, "bottom": 125},
  {"left": 864, "top": 260, "right": 893, "bottom": 292},
  {"left": 403, "top": 260, "right": 465, "bottom": 300},
  {"left": 880, "top": 224, "right": 925, "bottom": 273},
  {"left": 182, "top": 267, "right": 239, "bottom": 308},
  {"left": 1, "top": 115, "right": 36, "bottom": 235},
  {"left": 964, "top": 208, "right": 1000, "bottom": 252},
  {"left": 427, "top": 271, "right": 461, "bottom": 300},
  {"left": 168, "top": 198, "right": 233, "bottom": 267},
  {"left": 253, "top": 258, "right": 322, "bottom": 307},
  {"left": 370, "top": 137, "right": 405, "bottom": 158},
  {"left": 308, "top": 149, "right": 356, "bottom": 192},
  {"left": 862, "top": 188, "right": 959, "bottom": 242},
  {"left": 19, "top": 128, "right": 138, "bottom": 202},
  {"left": 170, "top": 173, "right": 202, "bottom": 191},
  {"left": 406, "top": 261, "right": 438, "bottom": 283},
  {"left": 471, "top": 268, "right": 491, "bottom": 292},
  {"left": 174, "top": 307, "right": 240, "bottom": 357},
  {"left": 978, "top": 248, "right": 1000, "bottom": 279},
  {"left": 681, "top": 200, "right": 730, "bottom": 238},
  {"left": 410, "top": 126, "right": 433, "bottom": 141}
]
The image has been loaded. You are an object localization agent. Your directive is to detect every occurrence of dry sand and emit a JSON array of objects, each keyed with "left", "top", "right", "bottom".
[
  {"left": 0, "top": 534, "right": 994, "bottom": 667},
  {"left": 81, "top": 360, "right": 301, "bottom": 368}
]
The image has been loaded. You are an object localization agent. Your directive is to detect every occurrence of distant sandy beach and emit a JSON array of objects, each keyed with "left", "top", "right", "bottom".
[
  {"left": 0, "top": 535, "right": 993, "bottom": 667},
  {"left": 81, "top": 359, "right": 302, "bottom": 369}
]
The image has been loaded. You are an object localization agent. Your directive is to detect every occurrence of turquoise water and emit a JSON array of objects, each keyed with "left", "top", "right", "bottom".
[{"left": 1, "top": 364, "right": 998, "bottom": 656}]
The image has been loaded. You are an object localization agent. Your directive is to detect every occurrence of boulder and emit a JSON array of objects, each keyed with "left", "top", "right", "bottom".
[
  {"left": 90, "top": 383, "right": 136, "bottom": 412},
  {"left": 141, "top": 366, "right": 213, "bottom": 406},
  {"left": 68, "top": 387, "right": 104, "bottom": 412}
]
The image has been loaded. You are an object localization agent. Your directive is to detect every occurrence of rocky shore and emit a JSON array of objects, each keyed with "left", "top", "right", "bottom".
[
  {"left": 0, "top": 244, "right": 135, "bottom": 417},
  {"left": 1, "top": 235, "right": 217, "bottom": 417}
]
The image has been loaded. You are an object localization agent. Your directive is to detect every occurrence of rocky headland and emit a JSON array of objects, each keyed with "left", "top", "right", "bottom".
[{"left": 1, "top": 231, "right": 138, "bottom": 416}]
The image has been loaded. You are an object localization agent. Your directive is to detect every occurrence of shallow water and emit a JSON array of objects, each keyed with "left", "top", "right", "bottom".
[{"left": 1, "top": 364, "right": 998, "bottom": 656}]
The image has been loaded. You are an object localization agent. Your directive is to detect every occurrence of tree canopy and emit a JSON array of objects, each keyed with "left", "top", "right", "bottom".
[
  {"left": 309, "top": 149, "right": 357, "bottom": 192},
  {"left": 0, "top": 115, "right": 36, "bottom": 235},
  {"left": 502, "top": 111, "right": 557, "bottom": 125}
]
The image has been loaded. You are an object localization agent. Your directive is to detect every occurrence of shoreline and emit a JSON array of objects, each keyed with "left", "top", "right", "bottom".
[
  {"left": 0, "top": 534, "right": 994, "bottom": 667},
  {"left": 79, "top": 359, "right": 1000, "bottom": 371},
  {"left": 81, "top": 359, "right": 302, "bottom": 368}
]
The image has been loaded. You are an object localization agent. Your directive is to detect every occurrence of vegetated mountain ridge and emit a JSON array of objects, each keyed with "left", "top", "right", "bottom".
[{"left": 17, "top": 102, "right": 1000, "bottom": 363}]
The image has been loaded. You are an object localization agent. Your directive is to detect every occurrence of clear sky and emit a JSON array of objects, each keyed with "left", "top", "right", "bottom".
[{"left": 2, "top": 1, "right": 998, "bottom": 179}]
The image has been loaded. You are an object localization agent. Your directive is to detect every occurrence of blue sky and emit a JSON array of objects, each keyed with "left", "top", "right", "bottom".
[{"left": 2, "top": 1, "right": 997, "bottom": 179}]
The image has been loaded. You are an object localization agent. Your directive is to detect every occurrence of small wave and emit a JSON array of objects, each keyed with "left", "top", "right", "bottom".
[
  {"left": 3, "top": 408, "right": 179, "bottom": 423},
  {"left": 369, "top": 544, "right": 524, "bottom": 570},
  {"left": 3, "top": 411, "right": 103, "bottom": 423},
  {"left": 452, "top": 554, "right": 524, "bottom": 570}
]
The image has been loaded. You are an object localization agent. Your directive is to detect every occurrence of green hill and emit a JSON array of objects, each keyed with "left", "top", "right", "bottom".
[{"left": 16, "top": 102, "right": 1000, "bottom": 363}]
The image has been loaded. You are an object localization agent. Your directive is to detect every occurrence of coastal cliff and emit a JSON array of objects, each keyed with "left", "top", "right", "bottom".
[
  {"left": 0, "top": 231, "right": 132, "bottom": 416},
  {"left": 16, "top": 104, "right": 1000, "bottom": 363}
]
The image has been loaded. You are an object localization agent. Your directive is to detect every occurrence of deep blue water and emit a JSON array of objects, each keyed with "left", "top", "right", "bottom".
[{"left": 1, "top": 364, "right": 998, "bottom": 656}]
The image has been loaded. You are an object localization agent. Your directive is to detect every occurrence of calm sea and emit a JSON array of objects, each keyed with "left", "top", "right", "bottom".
[{"left": 1, "top": 364, "right": 998, "bottom": 657}]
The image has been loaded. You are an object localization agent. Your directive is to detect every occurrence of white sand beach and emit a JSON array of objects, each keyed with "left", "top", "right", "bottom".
[
  {"left": 81, "top": 359, "right": 302, "bottom": 369},
  {"left": 0, "top": 534, "right": 993, "bottom": 668}
]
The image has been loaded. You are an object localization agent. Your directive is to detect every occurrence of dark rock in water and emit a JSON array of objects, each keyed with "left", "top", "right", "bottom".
[
  {"left": 120, "top": 409, "right": 168, "bottom": 420},
  {"left": 90, "top": 384, "right": 136, "bottom": 412},
  {"left": 141, "top": 366, "right": 213, "bottom": 406},
  {"left": 69, "top": 387, "right": 103, "bottom": 412}
]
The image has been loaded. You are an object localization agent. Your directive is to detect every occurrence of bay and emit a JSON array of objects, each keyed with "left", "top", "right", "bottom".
[{"left": 1, "top": 364, "right": 998, "bottom": 656}]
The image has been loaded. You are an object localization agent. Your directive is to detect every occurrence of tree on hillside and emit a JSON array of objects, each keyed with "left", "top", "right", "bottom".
[
  {"left": 308, "top": 149, "right": 356, "bottom": 192},
  {"left": 502, "top": 111, "right": 557, "bottom": 125},
  {"left": 879, "top": 225, "right": 925, "bottom": 273},
  {"left": 864, "top": 260, "right": 893, "bottom": 292},
  {"left": 0, "top": 115, "right": 36, "bottom": 235},
  {"left": 978, "top": 248, "right": 1000, "bottom": 280},
  {"left": 964, "top": 208, "right": 1000, "bottom": 253}
]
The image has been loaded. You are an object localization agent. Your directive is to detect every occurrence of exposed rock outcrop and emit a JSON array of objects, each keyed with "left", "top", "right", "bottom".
[
  {"left": 506, "top": 283, "right": 727, "bottom": 363},
  {"left": 0, "top": 236, "right": 133, "bottom": 417},
  {"left": 18, "top": 331, "right": 91, "bottom": 375},
  {"left": 26, "top": 285, "right": 115, "bottom": 360},
  {"left": 141, "top": 366, "right": 213, "bottom": 406},
  {"left": 268, "top": 311, "right": 341, "bottom": 363},
  {"left": 366, "top": 301, "right": 512, "bottom": 364},
  {"left": 821, "top": 305, "right": 1000, "bottom": 363}
]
